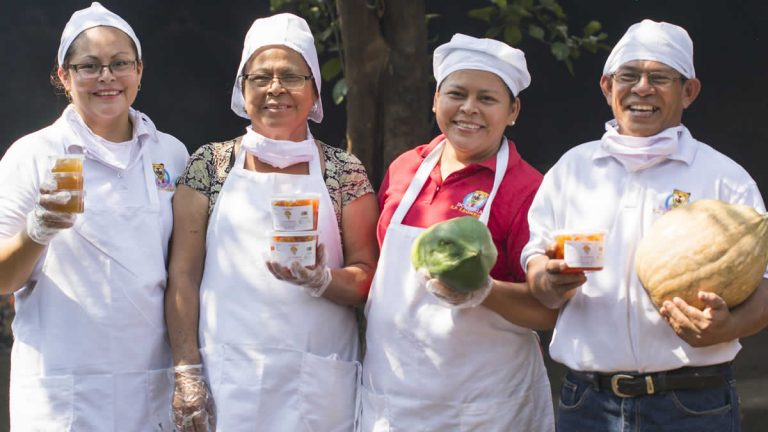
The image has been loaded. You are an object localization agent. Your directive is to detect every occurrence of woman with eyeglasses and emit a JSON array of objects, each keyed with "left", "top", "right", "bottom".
[
  {"left": 0, "top": 2, "right": 188, "bottom": 430},
  {"left": 165, "top": 13, "right": 378, "bottom": 431}
]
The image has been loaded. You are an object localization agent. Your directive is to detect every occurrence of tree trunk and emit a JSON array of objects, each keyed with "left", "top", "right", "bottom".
[{"left": 336, "top": 0, "right": 430, "bottom": 188}]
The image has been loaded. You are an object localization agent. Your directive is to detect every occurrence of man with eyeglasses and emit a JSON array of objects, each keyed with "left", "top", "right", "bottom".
[{"left": 522, "top": 19, "right": 768, "bottom": 431}]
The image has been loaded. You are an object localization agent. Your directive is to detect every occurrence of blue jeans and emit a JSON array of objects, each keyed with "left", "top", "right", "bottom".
[{"left": 556, "top": 367, "right": 740, "bottom": 432}]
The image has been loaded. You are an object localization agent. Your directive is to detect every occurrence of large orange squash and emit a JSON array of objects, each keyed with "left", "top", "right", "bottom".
[{"left": 635, "top": 199, "right": 768, "bottom": 309}]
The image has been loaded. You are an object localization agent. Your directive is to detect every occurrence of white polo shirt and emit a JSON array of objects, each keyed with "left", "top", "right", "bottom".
[
  {"left": 0, "top": 105, "right": 188, "bottom": 283},
  {"left": 521, "top": 125, "right": 765, "bottom": 373}
]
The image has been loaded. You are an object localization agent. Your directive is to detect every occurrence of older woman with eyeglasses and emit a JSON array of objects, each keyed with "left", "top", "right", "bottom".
[
  {"left": 0, "top": 2, "right": 188, "bottom": 430},
  {"left": 165, "top": 13, "right": 379, "bottom": 431}
]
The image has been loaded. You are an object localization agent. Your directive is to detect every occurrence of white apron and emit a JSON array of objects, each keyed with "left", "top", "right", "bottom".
[
  {"left": 199, "top": 143, "right": 360, "bottom": 431},
  {"left": 361, "top": 140, "right": 554, "bottom": 432},
  {"left": 10, "top": 146, "right": 173, "bottom": 431}
]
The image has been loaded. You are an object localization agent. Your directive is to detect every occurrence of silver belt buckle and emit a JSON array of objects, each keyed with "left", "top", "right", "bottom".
[{"left": 610, "top": 374, "right": 635, "bottom": 398}]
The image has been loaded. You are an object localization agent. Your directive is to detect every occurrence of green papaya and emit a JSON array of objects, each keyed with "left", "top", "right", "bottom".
[{"left": 411, "top": 216, "right": 498, "bottom": 292}]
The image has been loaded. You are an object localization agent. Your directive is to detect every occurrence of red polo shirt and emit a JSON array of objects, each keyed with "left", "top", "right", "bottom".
[{"left": 378, "top": 134, "right": 543, "bottom": 282}]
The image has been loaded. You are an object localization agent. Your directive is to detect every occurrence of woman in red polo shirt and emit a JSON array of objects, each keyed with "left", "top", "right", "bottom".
[{"left": 360, "top": 34, "right": 557, "bottom": 431}]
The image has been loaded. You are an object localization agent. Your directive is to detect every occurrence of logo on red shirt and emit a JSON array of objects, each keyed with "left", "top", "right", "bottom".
[{"left": 450, "top": 190, "right": 489, "bottom": 217}]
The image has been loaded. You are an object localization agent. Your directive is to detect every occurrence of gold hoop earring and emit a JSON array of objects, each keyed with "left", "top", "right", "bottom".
[{"left": 137, "top": 83, "right": 142, "bottom": 91}]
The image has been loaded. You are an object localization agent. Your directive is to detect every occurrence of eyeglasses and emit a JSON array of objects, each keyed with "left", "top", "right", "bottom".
[
  {"left": 66, "top": 60, "right": 139, "bottom": 79},
  {"left": 240, "top": 73, "right": 313, "bottom": 90},
  {"left": 611, "top": 70, "right": 684, "bottom": 87}
]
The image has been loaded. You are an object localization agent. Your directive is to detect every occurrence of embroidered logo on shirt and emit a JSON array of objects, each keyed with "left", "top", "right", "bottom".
[
  {"left": 153, "top": 163, "right": 175, "bottom": 191},
  {"left": 450, "top": 190, "right": 489, "bottom": 217},
  {"left": 656, "top": 189, "right": 691, "bottom": 214}
]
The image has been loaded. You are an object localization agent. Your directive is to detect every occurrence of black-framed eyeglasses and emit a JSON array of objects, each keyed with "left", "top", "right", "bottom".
[
  {"left": 66, "top": 60, "right": 139, "bottom": 79},
  {"left": 611, "top": 70, "right": 685, "bottom": 87},
  {"left": 240, "top": 73, "right": 313, "bottom": 90}
]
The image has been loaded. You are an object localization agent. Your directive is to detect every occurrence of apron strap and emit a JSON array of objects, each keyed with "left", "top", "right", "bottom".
[
  {"left": 390, "top": 138, "right": 510, "bottom": 227},
  {"left": 478, "top": 138, "right": 508, "bottom": 225},
  {"left": 390, "top": 141, "right": 445, "bottom": 225},
  {"left": 314, "top": 140, "right": 327, "bottom": 175}
]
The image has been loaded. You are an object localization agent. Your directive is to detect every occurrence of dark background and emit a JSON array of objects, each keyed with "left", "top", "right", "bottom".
[
  {"left": 3, "top": 1, "right": 768, "bottom": 187},
  {"left": 1, "top": 0, "right": 767, "bottom": 430}
]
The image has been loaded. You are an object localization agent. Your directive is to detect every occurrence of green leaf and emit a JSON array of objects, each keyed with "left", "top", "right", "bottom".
[
  {"left": 492, "top": 0, "right": 508, "bottom": 9},
  {"left": 550, "top": 41, "right": 570, "bottom": 60},
  {"left": 528, "top": 24, "right": 545, "bottom": 40},
  {"left": 549, "top": 3, "right": 565, "bottom": 18},
  {"left": 485, "top": 26, "right": 502, "bottom": 39},
  {"left": 321, "top": 57, "right": 341, "bottom": 81},
  {"left": 501, "top": 6, "right": 522, "bottom": 23},
  {"left": 570, "top": 47, "right": 580, "bottom": 59},
  {"left": 511, "top": 4, "right": 533, "bottom": 18},
  {"left": 269, "top": 0, "right": 286, "bottom": 12},
  {"left": 504, "top": 26, "right": 522, "bottom": 46},
  {"left": 584, "top": 20, "right": 601, "bottom": 36},
  {"left": 539, "top": 0, "right": 556, "bottom": 8},
  {"left": 468, "top": 6, "right": 497, "bottom": 22},
  {"left": 332, "top": 78, "right": 348, "bottom": 105}
]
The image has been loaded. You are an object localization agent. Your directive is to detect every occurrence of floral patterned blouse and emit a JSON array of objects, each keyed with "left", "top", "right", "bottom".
[{"left": 177, "top": 137, "right": 374, "bottom": 231}]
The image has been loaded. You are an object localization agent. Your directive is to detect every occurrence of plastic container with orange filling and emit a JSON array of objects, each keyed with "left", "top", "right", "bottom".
[
  {"left": 50, "top": 154, "right": 84, "bottom": 173},
  {"left": 52, "top": 172, "right": 84, "bottom": 190},
  {"left": 553, "top": 230, "right": 606, "bottom": 272},
  {"left": 47, "top": 190, "right": 85, "bottom": 214},
  {"left": 269, "top": 231, "right": 318, "bottom": 267},
  {"left": 270, "top": 193, "right": 320, "bottom": 231},
  {"left": 48, "top": 154, "right": 85, "bottom": 213}
]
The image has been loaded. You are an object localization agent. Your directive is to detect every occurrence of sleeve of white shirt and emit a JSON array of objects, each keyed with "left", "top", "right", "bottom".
[
  {"left": 520, "top": 164, "right": 560, "bottom": 273},
  {"left": 0, "top": 138, "right": 44, "bottom": 240}
]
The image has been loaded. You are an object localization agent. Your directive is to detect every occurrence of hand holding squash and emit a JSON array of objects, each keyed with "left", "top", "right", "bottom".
[
  {"left": 658, "top": 291, "right": 733, "bottom": 347},
  {"left": 635, "top": 199, "right": 768, "bottom": 310}
]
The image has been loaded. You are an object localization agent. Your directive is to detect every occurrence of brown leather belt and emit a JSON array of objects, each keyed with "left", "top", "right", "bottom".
[{"left": 568, "top": 363, "right": 730, "bottom": 398}]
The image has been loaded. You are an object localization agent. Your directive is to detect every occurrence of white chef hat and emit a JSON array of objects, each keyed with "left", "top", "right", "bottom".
[
  {"left": 231, "top": 13, "right": 323, "bottom": 122},
  {"left": 57, "top": 2, "right": 141, "bottom": 66},
  {"left": 603, "top": 19, "right": 695, "bottom": 78},
  {"left": 433, "top": 33, "right": 531, "bottom": 97}
]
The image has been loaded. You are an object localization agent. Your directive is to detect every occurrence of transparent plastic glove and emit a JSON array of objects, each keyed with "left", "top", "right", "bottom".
[
  {"left": 420, "top": 269, "right": 493, "bottom": 309},
  {"left": 172, "top": 364, "right": 216, "bottom": 432},
  {"left": 266, "top": 243, "right": 332, "bottom": 297},
  {"left": 25, "top": 178, "right": 76, "bottom": 245}
]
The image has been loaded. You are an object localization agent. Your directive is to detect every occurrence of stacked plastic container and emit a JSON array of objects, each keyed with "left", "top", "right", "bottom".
[{"left": 268, "top": 193, "right": 321, "bottom": 267}]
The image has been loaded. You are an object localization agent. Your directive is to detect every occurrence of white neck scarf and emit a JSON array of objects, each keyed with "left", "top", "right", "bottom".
[
  {"left": 241, "top": 126, "right": 316, "bottom": 168},
  {"left": 600, "top": 121, "right": 684, "bottom": 172}
]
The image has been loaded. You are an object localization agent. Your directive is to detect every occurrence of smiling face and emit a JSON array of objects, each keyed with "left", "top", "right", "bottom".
[
  {"left": 600, "top": 60, "right": 700, "bottom": 137},
  {"left": 57, "top": 26, "right": 142, "bottom": 136},
  {"left": 242, "top": 46, "right": 317, "bottom": 141},
  {"left": 434, "top": 69, "right": 519, "bottom": 164}
]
